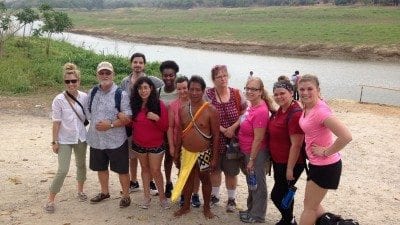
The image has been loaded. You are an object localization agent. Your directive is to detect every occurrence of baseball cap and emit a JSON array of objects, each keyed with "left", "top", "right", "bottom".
[{"left": 96, "top": 61, "right": 114, "bottom": 73}]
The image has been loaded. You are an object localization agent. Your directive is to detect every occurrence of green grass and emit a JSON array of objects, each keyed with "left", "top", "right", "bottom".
[
  {"left": 67, "top": 6, "right": 400, "bottom": 46},
  {"left": 0, "top": 37, "right": 160, "bottom": 94}
]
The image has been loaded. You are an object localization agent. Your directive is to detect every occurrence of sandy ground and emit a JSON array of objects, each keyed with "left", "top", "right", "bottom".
[{"left": 0, "top": 96, "right": 399, "bottom": 225}]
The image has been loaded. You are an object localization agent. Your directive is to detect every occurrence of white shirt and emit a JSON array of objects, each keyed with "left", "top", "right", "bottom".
[{"left": 52, "top": 91, "right": 87, "bottom": 144}]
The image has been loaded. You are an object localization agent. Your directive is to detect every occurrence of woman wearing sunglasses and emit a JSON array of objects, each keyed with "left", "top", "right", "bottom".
[{"left": 44, "top": 63, "right": 88, "bottom": 213}]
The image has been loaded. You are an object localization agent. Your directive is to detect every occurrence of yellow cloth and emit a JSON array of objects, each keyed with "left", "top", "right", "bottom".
[{"left": 171, "top": 147, "right": 199, "bottom": 202}]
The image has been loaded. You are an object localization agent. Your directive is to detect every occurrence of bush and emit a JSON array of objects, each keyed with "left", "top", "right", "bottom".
[{"left": 0, "top": 37, "right": 160, "bottom": 94}]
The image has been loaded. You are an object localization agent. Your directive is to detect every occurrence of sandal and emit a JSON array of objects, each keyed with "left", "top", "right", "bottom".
[
  {"left": 77, "top": 192, "right": 88, "bottom": 202},
  {"left": 43, "top": 202, "right": 55, "bottom": 213},
  {"left": 90, "top": 193, "right": 110, "bottom": 204},
  {"left": 119, "top": 196, "right": 131, "bottom": 208},
  {"left": 160, "top": 199, "right": 170, "bottom": 210},
  {"left": 139, "top": 198, "right": 151, "bottom": 209}
]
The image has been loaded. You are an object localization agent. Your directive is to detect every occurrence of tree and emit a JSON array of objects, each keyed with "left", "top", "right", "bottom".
[
  {"left": 15, "top": 8, "right": 39, "bottom": 39},
  {"left": 37, "top": 4, "right": 73, "bottom": 56}
]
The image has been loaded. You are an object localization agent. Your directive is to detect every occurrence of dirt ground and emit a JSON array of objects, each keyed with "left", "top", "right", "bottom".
[{"left": 0, "top": 95, "right": 399, "bottom": 225}]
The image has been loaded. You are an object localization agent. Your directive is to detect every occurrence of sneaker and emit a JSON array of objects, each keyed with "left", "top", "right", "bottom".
[
  {"left": 150, "top": 181, "right": 159, "bottom": 196},
  {"left": 211, "top": 195, "right": 219, "bottom": 205},
  {"left": 240, "top": 214, "right": 260, "bottom": 223},
  {"left": 179, "top": 195, "right": 184, "bottom": 207},
  {"left": 77, "top": 192, "right": 88, "bottom": 202},
  {"left": 191, "top": 193, "right": 201, "bottom": 208},
  {"left": 160, "top": 199, "right": 171, "bottom": 210},
  {"left": 129, "top": 181, "right": 140, "bottom": 193},
  {"left": 165, "top": 182, "right": 173, "bottom": 198},
  {"left": 43, "top": 202, "right": 55, "bottom": 213},
  {"left": 226, "top": 198, "right": 236, "bottom": 213},
  {"left": 239, "top": 210, "right": 249, "bottom": 219},
  {"left": 275, "top": 217, "right": 297, "bottom": 225},
  {"left": 90, "top": 193, "right": 110, "bottom": 204},
  {"left": 119, "top": 196, "right": 131, "bottom": 208}
]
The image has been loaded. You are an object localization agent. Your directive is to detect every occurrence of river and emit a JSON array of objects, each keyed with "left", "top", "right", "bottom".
[{"left": 51, "top": 32, "right": 400, "bottom": 106}]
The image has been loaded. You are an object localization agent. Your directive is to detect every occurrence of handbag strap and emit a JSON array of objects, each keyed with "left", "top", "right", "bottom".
[
  {"left": 65, "top": 91, "right": 86, "bottom": 117},
  {"left": 63, "top": 92, "right": 85, "bottom": 123}
]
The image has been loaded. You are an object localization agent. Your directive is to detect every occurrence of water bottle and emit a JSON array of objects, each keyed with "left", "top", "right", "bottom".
[
  {"left": 247, "top": 170, "right": 257, "bottom": 191},
  {"left": 281, "top": 185, "right": 297, "bottom": 209}
]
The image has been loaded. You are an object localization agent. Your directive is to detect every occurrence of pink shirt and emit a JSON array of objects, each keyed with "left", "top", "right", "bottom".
[
  {"left": 238, "top": 101, "right": 269, "bottom": 154},
  {"left": 169, "top": 99, "right": 182, "bottom": 144},
  {"left": 299, "top": 100, "right": 341, "bottom": 166},
  {"left": 132, "top": 101, "right": 168, "bottom": 148}
]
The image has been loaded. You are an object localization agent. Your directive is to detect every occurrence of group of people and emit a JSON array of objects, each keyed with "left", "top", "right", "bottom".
[{"left": 44, "top": 53, "right": 352, "bottom": 225}]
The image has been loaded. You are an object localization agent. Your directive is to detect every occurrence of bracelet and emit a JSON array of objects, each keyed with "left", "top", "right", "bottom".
[
  {"left": 323, "top": 150, "right": 327, "bottom": 157},
  {"left": 51, "top": 141, "right": 58, "bottom": 145}
]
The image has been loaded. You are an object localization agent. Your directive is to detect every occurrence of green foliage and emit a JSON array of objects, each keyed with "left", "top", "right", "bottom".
[{"left": 0, "top": 37, "right": 160, "bottom": 94}]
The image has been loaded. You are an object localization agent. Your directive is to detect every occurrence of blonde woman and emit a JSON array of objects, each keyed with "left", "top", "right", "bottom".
[
  {"left": 44, "top": 63, "right": 88, "bottom": 213},
  {"left": 298, "top": 75, "right": 352, "bottom": 225},
  {"left": 238, "top": 77, "right": 275, "bottom": 223}
]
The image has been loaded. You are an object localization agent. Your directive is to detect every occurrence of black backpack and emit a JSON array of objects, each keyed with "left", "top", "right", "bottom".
[
  {"left": 89, "top": 86, "right": 132, "bottom": 136},
  {"left": 316, "top": 212, "right": 360, "bottom": 225}
]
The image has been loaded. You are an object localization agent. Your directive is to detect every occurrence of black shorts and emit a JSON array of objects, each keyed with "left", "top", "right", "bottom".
[
  {"left": 89, "top": 141, "right": 129, "bottom": 174},
  {"left": 132, "top": 142, "right": 165, "bottom": 154},
  {"left": 216, "top": 153, "right": 241, "bottom": 176},
  {"left": 307, "top": 160, "right": 342, "bottom": 190}
]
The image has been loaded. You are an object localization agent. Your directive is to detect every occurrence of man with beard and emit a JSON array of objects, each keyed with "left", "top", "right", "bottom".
[{"left": 86, "top": 61, "right": 132, "bottom": 208}]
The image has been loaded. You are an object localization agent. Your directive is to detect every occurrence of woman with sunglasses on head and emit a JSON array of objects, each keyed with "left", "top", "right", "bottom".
[
  {"left": 44, "top": 63, "right": 88, "bottom": 213},
  {"left": 205, "top": 65, "right": 247, "bottom": 212},
  {"left": 268, "top": 79, "right": 305, "bottom": 225},
  {"left": 130, "top": 76, "right": 170, "bottom": 210},
  {"left": 297, "top": 75, "right": 352, "bottom": 225},
  {"left": 238, "top": 77, "right": 275, "bottom": 223}
]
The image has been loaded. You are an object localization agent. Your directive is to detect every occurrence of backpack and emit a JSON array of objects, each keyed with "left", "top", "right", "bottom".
[
  {"left": 316, "top": 212, "right": 360, "bottom": 225},
  {"left": 286, "top": 107, "right": 309, "bottom": 174},
  {"left": 89, "top": 86, "right": 132, "bottom": 136}
]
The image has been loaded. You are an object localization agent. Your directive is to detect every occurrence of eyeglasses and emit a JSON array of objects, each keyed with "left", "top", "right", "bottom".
[
  {"left": 64, "top": 79, "right": 78, "bottom": 84},
  {"left": 215, "top": 74, "right": 228, "bottom": 80},
  {"left": 244, "top": 87, "right": 261, "bottom": 92},
  {"left": 98, "top": 71, "right": 112, "bottom": 76}
]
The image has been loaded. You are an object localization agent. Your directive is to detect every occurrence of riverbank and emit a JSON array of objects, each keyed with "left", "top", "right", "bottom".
[
  {"left": 0, "top": 95, "right": 399, "bottom": 225},
  {"left": 67, "top": 6, "right": 400, "bottom": 63},
  {"left": 70, "top": 28, "right": 400, "bottom": 63}
]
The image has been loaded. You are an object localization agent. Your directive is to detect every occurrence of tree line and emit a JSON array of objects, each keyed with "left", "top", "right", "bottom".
[{"left": 3, "top": 0, "right": 399, "bottom": 9}]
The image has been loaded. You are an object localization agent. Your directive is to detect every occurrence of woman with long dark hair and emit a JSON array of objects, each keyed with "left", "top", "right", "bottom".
[{"left": 130, "top": 77, "right": 169, "bottom": 209}]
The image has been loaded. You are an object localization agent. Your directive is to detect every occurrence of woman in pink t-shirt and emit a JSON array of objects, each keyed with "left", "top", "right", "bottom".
[
  {"left": 238, "top": 77, "right": 275, "bottom": 223},
  {"left": 297, "top": 75, "right": 352, "bottom": 225}
]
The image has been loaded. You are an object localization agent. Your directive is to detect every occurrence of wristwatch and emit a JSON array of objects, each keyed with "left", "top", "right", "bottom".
[{"left": 110, "top": 122, "right": 114, "bottom": 128}]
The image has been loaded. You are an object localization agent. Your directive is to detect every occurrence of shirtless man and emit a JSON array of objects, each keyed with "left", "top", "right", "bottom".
[{"left": 173, "top": 75, "right": 220, "bottom": 219}]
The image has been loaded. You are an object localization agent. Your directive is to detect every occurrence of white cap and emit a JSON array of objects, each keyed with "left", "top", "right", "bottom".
[{"left": 96, "top": 61, "right": 114, "bottom": 73}]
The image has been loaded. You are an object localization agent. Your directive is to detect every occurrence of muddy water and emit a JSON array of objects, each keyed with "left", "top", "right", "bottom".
[{"left": 52, "top": 32, "right": 400, "bottom": 106}]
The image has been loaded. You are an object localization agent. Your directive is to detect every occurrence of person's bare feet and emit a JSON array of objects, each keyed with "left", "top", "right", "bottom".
[
  {"left": 203, "top": 208, "right": 215, "bottom": 219},
  {"left": 173, "top": 207, "right": 190, "bottom": 217}
]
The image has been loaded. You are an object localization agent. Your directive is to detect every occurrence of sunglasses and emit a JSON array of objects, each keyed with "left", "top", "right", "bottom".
[{"left": 64, "top": 79, "right": 78, "bottom": 84}]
